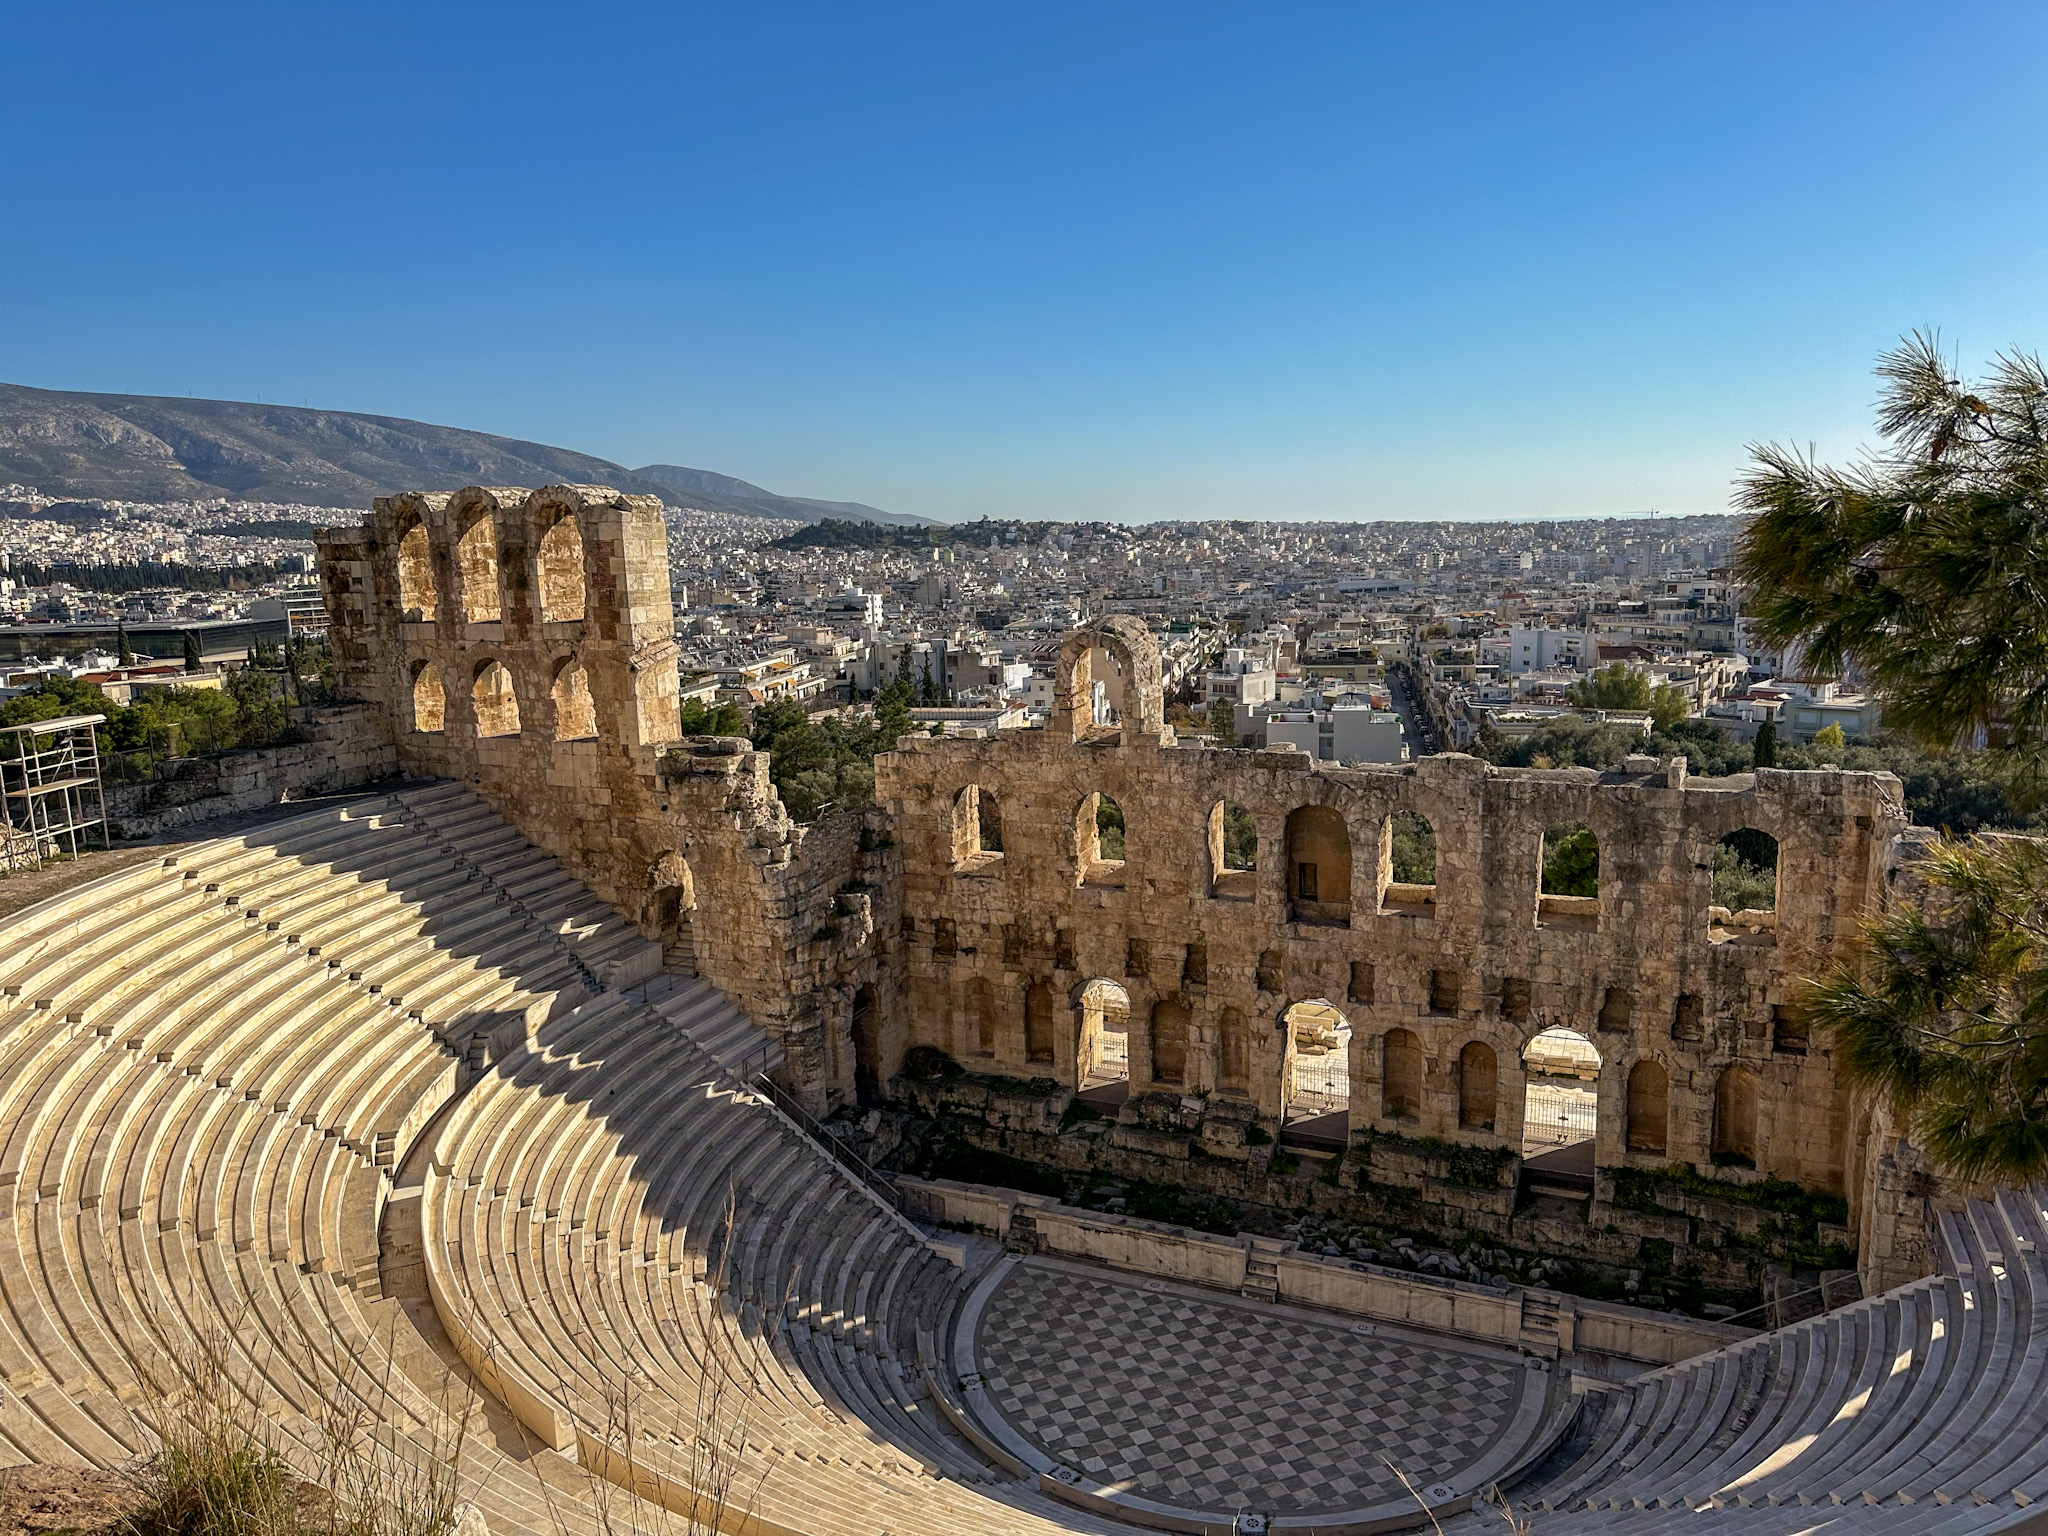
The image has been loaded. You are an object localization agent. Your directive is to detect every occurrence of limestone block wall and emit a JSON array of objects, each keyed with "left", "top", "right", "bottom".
[
  {"left": 895, "top": 1176, "right": 1750, "bottom": 1365},
  {"left": 103, "top": 704, "right": 398, "bottom": 838},
  {"left": 316, "top": 485, "right": 891, "bottom": 1112},
  {"left": 656, "top": 739, "right": 904, "bottom": 1104},
  {"left": 319, "top": 484, "right": 684, "bottom": 917},
  {"left": 319, "top": 493, "right": 1923, "bottom": 1217},
  {"left": 878, "top": 685, "right": 1907, "bottom": 1197}
]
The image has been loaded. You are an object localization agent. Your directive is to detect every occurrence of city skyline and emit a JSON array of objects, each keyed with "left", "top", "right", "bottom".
[{"left": 8, "top": 2, "right": 2046, "bottom": 523}]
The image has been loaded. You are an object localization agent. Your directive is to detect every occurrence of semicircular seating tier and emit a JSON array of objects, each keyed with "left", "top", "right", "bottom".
[
  {"left": 1455, "top": 1186, "right": 2048, "bottom": 1534},
  {"left": 6, "top": 780, "right": 2047, "bottom": 1536},
  {"left": 0, "top": 785, "right": 1117, "bottom": 1535}
]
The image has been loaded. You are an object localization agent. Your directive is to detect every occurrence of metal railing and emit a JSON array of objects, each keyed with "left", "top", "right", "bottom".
[
  {"left": 729, "top": 1038, "right": 929, "bottom": 1234},
  {"left": 99, "top": 717, "right": 310, "bottom": 786},
  {"left": 1522, "top": 1082, "right": 1598, "bottom": 1152},
  {"left": 1718, "top": 1271, "right": 1864, "bottom": 1331},
  {"left": 1287, "top": 1034, "right": 1351, "bottom": 1118}
]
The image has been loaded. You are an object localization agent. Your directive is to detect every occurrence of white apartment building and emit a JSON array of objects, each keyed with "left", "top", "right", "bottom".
[
  {"left": 1504, "top": 625, "right": 1590, "bottom": 676},
  {"left": 1202, "top": 646, "right": 1278, "bottom": 710},
  {"left": 1255, "top": 704, "right": 1407, "bottom": 764}
]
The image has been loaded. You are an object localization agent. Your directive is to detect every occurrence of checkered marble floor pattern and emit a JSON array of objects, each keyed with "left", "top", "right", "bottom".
[{"left": 976, "top": 1263, "right": 1520, "bottom": 1513}]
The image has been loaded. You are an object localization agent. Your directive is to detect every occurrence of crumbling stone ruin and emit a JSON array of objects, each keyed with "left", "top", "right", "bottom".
[
  {"left": 317, "top": 487, "right": 1938, "bottom": 1292},
  {"left": 878, "top": 617, "right": 1944, "bottom": 1289},
  {"left": 0, "top": 480, "right": 2039, "bottom": 1535},
  {"left": 317, "top": 484, "right": 902, "bottom": 1101}
]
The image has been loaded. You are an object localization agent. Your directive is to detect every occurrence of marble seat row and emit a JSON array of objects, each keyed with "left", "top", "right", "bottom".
[
  {"left": 34, "top": 781, "right": 1985, "bottom": 1535},
  {"left": 0, "top": 786, "right": 710, "bottom": 1536},
  {"left": 1501, "top": 1185, "right": 2048, "bottom": 1533},
  {"left": 420, "top": 981, "right": 1126, "bottom": 1535}
]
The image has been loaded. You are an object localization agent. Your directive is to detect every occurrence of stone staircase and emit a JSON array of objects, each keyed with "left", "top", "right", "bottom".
[
  {"left": 0, "top": 782, "right": 1129, "bottom": 1536},
  {"left": 0, "top": 782, "right": 660, "bottom": 1534},
  {"left": 420, "top": 981, "right": 1128, "bottom": 1536},
  {"left": 629, "top": 970, "right": 783, "bottom": 1077}
]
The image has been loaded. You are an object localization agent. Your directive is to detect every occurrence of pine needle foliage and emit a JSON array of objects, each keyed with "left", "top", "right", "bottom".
[
  {"left": 1743, "top": 335, "right": 2048, "bottom": 1180},
  {"left": 1736, "top": 332, "right": 2048, "bottom": 776},
  {"left": 1801, "top": 835, "right": 2048, "bottom": 1182}
]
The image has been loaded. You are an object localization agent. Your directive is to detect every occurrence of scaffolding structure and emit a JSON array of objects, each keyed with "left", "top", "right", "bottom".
[{"left": 1, "top": 714, "right": 108, "bottom": 873}]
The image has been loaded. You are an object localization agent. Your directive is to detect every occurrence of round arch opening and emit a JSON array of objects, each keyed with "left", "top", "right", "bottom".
[
  {"left": 1521, "top": 1026, "right": 1600, "bottom": 1157},
  {"left": 1076, "top": 980, "right": 1132, "bottom": 1105},
  {"left": 1282, "top": 1000, "right": 1350, "bottom": 1150}
]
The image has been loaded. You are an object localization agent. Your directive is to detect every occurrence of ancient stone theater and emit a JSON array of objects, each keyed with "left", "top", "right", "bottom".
[{"left": 0, "top": 481, "right": 2042, "bottom": 1535}]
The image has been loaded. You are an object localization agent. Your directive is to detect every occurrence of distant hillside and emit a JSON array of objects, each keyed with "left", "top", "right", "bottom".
[
  {"left": 629, "top": 465, "right": 933, "bottom": 526},
  {"left": 0, "top": 382, "right": 936, "bottom": 524}
]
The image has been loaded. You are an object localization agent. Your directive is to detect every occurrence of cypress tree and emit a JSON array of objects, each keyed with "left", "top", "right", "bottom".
[{"left": 1751, "top": 719, "right": 1778, "bottom": 768}]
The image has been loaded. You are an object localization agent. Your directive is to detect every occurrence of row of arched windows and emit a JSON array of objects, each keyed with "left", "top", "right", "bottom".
[
  {"left": 1379, "top": 1028, "right": 1758, "bottom": 1163},
  {"left": 395, "top": 510, "right": 588, "bottom": 627},
  {"left": 408, "top": 654, "right": 598, "bottom": 741},
  {"left": 949, "top": 784, "right": 1778, "bottom": 928},
  {"left": 941, "top": 970, "right": 1764, "bottom": 1166}
]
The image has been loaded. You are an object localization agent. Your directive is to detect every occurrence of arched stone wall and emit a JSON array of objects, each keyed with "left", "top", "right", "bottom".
[
  {"left": 1217, "top": 1006, "right": 1249, "bottom": 1094},
  {"left": 1149, "top": 996, "right": 1190, "bottom": 1085},
  {"left": 953, "top": 785, "right": 1003, "bottom": 867},
  {"left": 878, "top": 726, "right": 1906, "bottom": 1191},
  {"left": 552, "top": 656, "right": 597, "bottom": 741},
  {"left": 649, "top": 850, "right": 695, "bottom": 905},
  {"left": 1025, "top": 981, "right": 1058, "bottom": 1065},
  {"left": 1627, "top": 1059, "right": 1670, "bottom": 1153},
  {"left": 320, "top": 496, "right": 1912, "bottom": 1185},
  {"left": 1052, "top": 616, "right": 1167, "bottom": 742},
  {"left": 396, "top": 516, "right": 437, "bottom": 621},
  {"left": 1285, "top": 803, "right": 1352, "bottom": 924},
  {"left": 472, "top": 658, "right": 521, "bottom": 737},
  {"left": 537, "top": 512, "right": 587, "bottom": 623},
  {"left": 454, "top": 502, "right": 501, "bottom": 624},
  {"left": 966, "top": 976, "right": 997, "bottom": 1058},
  {"left": 1714, "top": 1064, "right": 1760, "bottom": 1164},
  {"left": 319, "top": 483, "right": 895, "bottom": 1119},
  {"left": 409, "top": 659, "right": 444, "bottom": 733},
  {"left": 1382, "top": 1027, "right": 1423, "bottom": 1120}
]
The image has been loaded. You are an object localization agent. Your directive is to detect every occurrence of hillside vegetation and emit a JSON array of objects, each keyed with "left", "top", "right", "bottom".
[{"left": 0, "top": 383, "right": 933, "bottom": 523}]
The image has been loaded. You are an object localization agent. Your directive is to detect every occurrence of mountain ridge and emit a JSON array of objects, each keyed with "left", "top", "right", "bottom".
[{"left": 0, "top": 383, "right": 937, "bottom": 525}]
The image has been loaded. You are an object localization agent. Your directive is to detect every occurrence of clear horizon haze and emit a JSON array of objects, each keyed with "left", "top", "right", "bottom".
[{"left": 7, "top": 2, "right": 2046, "bottom": 524}]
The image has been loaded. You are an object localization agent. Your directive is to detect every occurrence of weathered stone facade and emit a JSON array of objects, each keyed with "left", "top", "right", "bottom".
[
  {"left": 319, "top": 488, "right": 1929, "bottom": 1287},
  {"left": 102, "top": 704, "right": 398, "bottom": 839},
  {"left": 316, "top": 485, "right": 897, "bottom": 1110},
  {"left": 878, "top": 621, "right": 1907, "bottom": 1200}
]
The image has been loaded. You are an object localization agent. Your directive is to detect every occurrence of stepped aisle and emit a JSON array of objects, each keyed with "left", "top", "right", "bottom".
[
  {"left": 0, "top": 782, "right": 673, "bottom": 1535},
  {"left": 418, "top": 986, "right": 1133, "bottom": 1535},
  {"left": 0, "top": 782, "right": 1116, "bottom": 1536},
  {"left": 13, "top": 774, "right": 2039, "bottom": 1535}
]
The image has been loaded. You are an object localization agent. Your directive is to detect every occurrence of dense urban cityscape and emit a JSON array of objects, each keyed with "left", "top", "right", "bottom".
[{"left": 5, "top": 481, "right": 1866, "bottom": 768}]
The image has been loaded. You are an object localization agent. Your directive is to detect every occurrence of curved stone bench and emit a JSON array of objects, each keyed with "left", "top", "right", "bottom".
[
  {"left": 418, "top": 983, "right": 1111, "bottom": 1536},
  {"left": 1508, "top": 1182, "right": 2048, "bottom": 1533},
  {"left": 0, "top": 788, "right": 689, "bottom": 1534}
]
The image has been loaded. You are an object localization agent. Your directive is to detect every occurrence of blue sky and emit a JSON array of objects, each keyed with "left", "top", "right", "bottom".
[{"left": 6, "top": 3, "right": 2046, "bottom": 522}]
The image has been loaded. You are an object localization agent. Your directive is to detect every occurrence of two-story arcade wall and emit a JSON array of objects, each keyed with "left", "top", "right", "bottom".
[
  {"left": 316, "top": 485, "right": 898, "bottom": 1110},
  {"left": 877, "top": 617, "right": 1908, "bottom": 1198}
]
